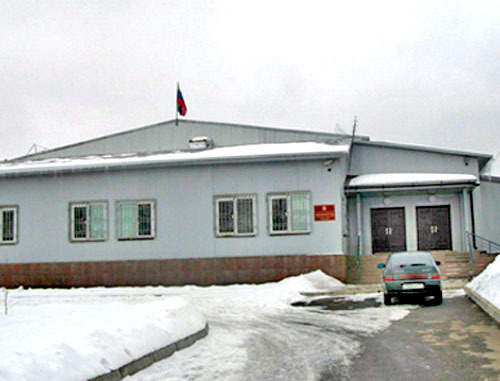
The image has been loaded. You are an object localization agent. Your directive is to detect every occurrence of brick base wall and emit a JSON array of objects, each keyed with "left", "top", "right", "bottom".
[{"left": 0, "top": 254, "right": 346, "bottom": 288}]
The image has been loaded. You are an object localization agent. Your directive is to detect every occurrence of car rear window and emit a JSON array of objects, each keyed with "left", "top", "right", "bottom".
[{"left": 388, "top": 253, "right": 434, "bottom": 268}]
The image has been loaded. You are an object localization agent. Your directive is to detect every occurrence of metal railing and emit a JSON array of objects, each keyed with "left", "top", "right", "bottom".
[{"left": 466, "top": 231, "right": 500, "bottom": 262}]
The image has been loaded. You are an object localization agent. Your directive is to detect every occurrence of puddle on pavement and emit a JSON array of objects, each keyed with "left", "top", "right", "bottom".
[{"left": 292, "top": 296, "right": 382, "bottom": 311}]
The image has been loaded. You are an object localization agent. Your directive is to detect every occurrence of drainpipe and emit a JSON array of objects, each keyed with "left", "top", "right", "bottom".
[
  {"left": 356, "top": 193, "right": 362, "bottom": 258},
  {"left": 462, "top": 188, "right": 473, "bottom": 262},
  {"left": 469, "top": 191, "right": 477, "bottom": 249}
]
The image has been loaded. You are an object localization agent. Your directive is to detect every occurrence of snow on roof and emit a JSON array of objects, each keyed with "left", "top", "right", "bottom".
[
  {"left": 0, "top": 142, "right": 350, "bottom": 177},
  {"left": 347, "top": 173, "right": 478, "bottom": 189}
]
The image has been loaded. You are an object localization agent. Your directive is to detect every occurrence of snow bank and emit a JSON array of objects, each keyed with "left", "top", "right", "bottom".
[
  {"left": 0, "top": 271, "right": 343, "bottom": 381},
  {"left": 0, "top": 293, "right": 206, "bottom": 381},
  {"left": 467, "top": 255, "right": 500, "bottom": 309},
  {"left": 277, "top": 270, "right": 344, "bottom": 293}
]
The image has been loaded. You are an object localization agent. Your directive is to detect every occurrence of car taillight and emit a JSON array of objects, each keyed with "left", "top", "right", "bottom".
[
  {"left": 431, "top": 274, "right": 440, "bottom": 279},
  {"left": 384, "top": 277, "right": 395, "bottom": 282}
]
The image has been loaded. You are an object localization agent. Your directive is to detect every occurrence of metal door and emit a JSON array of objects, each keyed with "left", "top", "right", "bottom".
[
  {"left": 417, "top": 205, "right": 452, "bottom": 250},
  {"left": 371, "top": 207, "right": 407, "bottom": 253}
]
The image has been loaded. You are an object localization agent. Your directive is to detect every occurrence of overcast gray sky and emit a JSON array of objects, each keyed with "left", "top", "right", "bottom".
[{"left": 1, "top": 0, "right": 499, "bottom": 159}]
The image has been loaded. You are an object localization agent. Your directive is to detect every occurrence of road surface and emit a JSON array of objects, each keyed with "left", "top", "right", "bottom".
[{"left": 325, "top": 294, "right": 500, "bottom": 380}]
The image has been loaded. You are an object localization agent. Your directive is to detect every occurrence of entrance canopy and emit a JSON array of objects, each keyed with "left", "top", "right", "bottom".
[{"left": 346, "top": 173, "right": 478, "bottom": 193}]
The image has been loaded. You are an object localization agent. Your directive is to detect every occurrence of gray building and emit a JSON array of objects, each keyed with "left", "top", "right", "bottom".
[{"left": 0, "top": 119, "right": 498, "bottom": 286}]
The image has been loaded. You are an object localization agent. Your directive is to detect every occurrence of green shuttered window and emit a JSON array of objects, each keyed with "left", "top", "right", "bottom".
[
  {"left": 268, "top": 192, "right": 311, "bottom": 235},
  {"left": 117, "top": 200, "right": 155, "bottom": 240},
  {"left": 70, "top": 202, "right": 107, "bottom": 242}
]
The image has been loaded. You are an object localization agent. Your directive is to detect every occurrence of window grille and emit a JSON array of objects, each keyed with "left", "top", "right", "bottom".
[
  {"left": 117, "top": 200, "right": 155, "bottom": 240},
  {"left": 215, "top": 195, "right": 256, "bottom": 237},
  {"left": 70, "top": 202, "right": 107, "bottom": 241},
  {"left": 0, "top": 207, "right": 17, "bottom": 243},
  {"left": 268, "top": 192, "right": 311, "bottom": 235}
]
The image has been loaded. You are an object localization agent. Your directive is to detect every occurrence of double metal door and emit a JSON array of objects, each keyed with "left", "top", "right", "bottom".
[
  {"left": 371, "top": 207, "right": 407, "bottom": 253},
  {"left": 417, "top": 205, "right": 452, "bottom": 250}
]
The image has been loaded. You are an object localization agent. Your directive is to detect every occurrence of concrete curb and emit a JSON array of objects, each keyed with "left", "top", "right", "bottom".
[
  {"left": 89, "top": 323, "right": 209, "bottom": 381},
  {"left": 464, "top": 286, "right": 500, "bottom": 325}
]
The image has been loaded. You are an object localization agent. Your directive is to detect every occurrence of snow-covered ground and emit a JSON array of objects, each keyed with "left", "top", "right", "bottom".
[
  {"left": 0, "top": 288, "right": 206, "bottom": 381},
  {"left": 1, "top": 271, "right": 413, "bottom": 381},
  {"left": 124, "top": 271, "right": 412, "bottom": 381},
  {"left": 467, "top": 255, "right": 500, "bottom": 309}
]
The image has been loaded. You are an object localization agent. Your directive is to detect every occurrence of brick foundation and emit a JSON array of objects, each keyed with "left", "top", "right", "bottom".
[{"left": 0, "top": 254, "right": 346, "bottom": 288}]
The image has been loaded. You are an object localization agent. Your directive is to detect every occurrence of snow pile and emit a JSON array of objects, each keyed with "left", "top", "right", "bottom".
[
  {"left": 467, "top": 255, "right": 500, "bottom": 309},
  {"left": 182, "top": 270, "right": 345, "bottom": 310},
  {"left": 276, "top": 270, "right": 344, "bottom": 295},
  {"left": 259, "top": 270, "right": 345, "bottom": 306},
  {"left": 0, "top": 294, "right": 205, "bottom": 381}
]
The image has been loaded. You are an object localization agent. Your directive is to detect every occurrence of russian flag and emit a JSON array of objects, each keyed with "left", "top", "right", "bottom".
[{"left": 177, "top": 86, "right": 187, "bottom": 116}]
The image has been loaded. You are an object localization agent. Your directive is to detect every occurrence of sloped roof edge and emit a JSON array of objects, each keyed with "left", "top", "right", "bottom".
[{"left": 1, "top": 142, "right": 350, "bottom": 178}]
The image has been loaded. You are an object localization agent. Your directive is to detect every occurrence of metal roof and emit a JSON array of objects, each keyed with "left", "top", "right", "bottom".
[{"left": 0, "top": 142, "right": 350, "bottom": 178}]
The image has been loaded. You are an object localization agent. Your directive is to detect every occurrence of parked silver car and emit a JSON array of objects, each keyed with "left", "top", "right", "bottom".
[{"left": 378, "top": 251, "right": 442, "bottom": 305}]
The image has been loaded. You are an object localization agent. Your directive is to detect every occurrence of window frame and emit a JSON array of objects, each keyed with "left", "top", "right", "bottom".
[
  {"left": 214, "top": 194, "right": 257, "bottom": 237},
  {"left": 69, "top": 201, "right": 108, "bottom": 242},
  {"left": 267, "top": 191, "right": 312, "bottom": 235},
  {"left": 116, "top": 199, "right": 156, "bottom": 240},
  {"left": 0, "top": 205, "right": 18, "bottom": 245}
]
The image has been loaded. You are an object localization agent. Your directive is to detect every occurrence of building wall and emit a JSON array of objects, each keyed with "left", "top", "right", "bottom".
[
  {"left": 0, "top": 159, "right": 345, "bottom": 265},
  {"left": 350, "top": 144, "right": 479, "bottom": 177},
  {"left": 347, "top": 192, "right": 465, "bottom": 255},
  {"left": 473, "top": 179, "right": 500, "bottom": 244}
]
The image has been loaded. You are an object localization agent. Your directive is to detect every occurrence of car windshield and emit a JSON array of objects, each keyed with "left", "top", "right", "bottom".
[{"left": 389, "top": 253, "right": 434, "bottom": 268}]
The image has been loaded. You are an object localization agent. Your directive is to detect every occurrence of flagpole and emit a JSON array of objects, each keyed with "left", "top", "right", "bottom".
[{"left": 175, "top": 82, "right": 179, "bottom": 126}]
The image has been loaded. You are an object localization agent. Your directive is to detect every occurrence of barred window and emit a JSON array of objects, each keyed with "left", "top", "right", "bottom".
[
  {"left": 70, "top": 202, "right": 107, "bottom": 242},
  {"left": 215, "top": 195, "right": 256, "bottom": 237},
  {"left": 117, "top": 200, "right": 155, "bottom": 240},
  {"left": 268, "top": 192, "right": 311, "bottom": 235},
  {"left": 0, "top": 206, "right": 17, "bottom": 244}
]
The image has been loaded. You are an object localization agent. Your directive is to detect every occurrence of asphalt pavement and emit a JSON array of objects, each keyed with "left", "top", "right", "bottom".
[{"left": 321, "top": 294, "right": 500, "bottom": 381}]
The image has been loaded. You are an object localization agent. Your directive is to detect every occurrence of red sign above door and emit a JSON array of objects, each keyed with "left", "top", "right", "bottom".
[{"left": 314, "top": 204, "right": 335, "bottom": 221}]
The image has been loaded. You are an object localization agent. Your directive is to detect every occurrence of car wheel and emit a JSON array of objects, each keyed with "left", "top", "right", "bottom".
[
  {"left": 433, "top": 291, "right": 443, "bottom": 305},
  {"left": 383, "top": 293, "right": 393, "bottom": 306}
]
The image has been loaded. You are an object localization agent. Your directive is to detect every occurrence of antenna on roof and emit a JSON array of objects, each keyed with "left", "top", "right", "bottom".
[
  {"left": 346, "top": 116, "right": 357, "bottom": 173},
  {"left": 26, "top": 144, "right": 48, "bottom": 155},
  {"left": 334, "top": 123, "right": 347, "bottom": 135}
]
